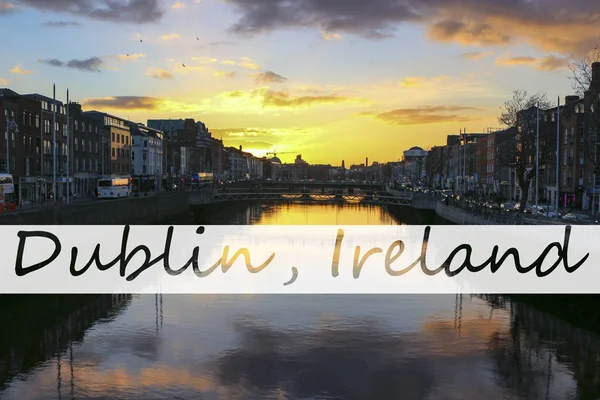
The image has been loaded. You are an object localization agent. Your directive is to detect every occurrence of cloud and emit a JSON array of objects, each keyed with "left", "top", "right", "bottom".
[
  {"left": 13, "top": 0, "right": 162, "bottom": 23},
  {"left": 256, "top": 88, "right": 356, "bottom": 108},
  {"left": 399, "top": 75, "right": 450, "bottom": 88},
  {"left": 223, "top": 0, "right": 600, "bottom": 57},
  {"left": 192, "top": 56, "right": 261, "bottom": 70},
  {"left": 158, "top": 33, "right": 179, "bottom": 41},
  {"left": 10, "top": 65, "right": 33, "bottom": 74},
  {"left": 208, "top": 41, "right": 237, "bottom": 46},
  {"left": 171, "top": 1, "right": 185, "bottom": 9},
  {"left": 41, "top": 20, "right": 80, "bottom": 27},
  {"left": 116, "top": 53, "right": 146, "bottom": 61},
  {"left": 495, "top": 54, "right": 570, "bottom": 71},
  {"left": 0, "top": 1, "right": 15, "bottom": 13},
  {"left": 461, "top": 51, "right": 493, "bottom": 60},
  {"left": 145, "top": 66, "right": 173, "bottom": 79},
  {"left": 252, "top": 71, "right": 287, "bottom": 84},
  {"left": 225, "top": 91, "right": 245, "bottom": 98},
  {"left": 82, "top": 96, "right": 161, "bottom": 110},
  {"left": 0, "top": 78, "right": 8, "bottom": 85},
  {"left": 322, "top": 32, "right": 342, "bottom": 40},
  {"left": 213, "top": 71, "right": 235, "bottom": 78},
  {"left": 38, "top": 56, "right": 103, "bottom": 72},
  {"left": 211, "top": 128, "right": 275, "bottom": 148},
  {"left": 358, "top": 105, "right": 481, "bottom": 125},
  {"left": 427, "top": 20, "right": 511, "bottom": 47}
]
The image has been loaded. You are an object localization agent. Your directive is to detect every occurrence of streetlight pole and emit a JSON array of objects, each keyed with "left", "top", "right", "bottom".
[
  {"left": 556, "top": 96, "right": 560, "bottom": 215},
  {"left": 52, "top": 84, "right": 57, "bottom": 203},
  {"left": 66, "top": 89, "right": 70, "bottom": 205},
  {"left": 535, "top": 103, "right": 540, "bottom": 214},
  {"left": 5, "top": 119, "right": 9, "bottom": 174}
]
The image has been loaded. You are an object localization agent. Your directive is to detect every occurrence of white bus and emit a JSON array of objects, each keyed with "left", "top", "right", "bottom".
[
  {"left": 97, "top": 177, "right": 131, "bottom": 199},
  {"left": 0, "top": 173, "right": 16, "bottom": 207}
]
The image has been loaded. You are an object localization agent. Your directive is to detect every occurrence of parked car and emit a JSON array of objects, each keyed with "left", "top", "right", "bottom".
[
  {"left": 513, "top": 202, "right": 533, "bottom": 213},
  {"left": 500, "top": 202, "right": 515, "bottom": 212},
  {"left": 531, "top": 205, "right": 561, "bottom": 217},
  {"left": 562, "top": 212, "right": 598, "bottom": 224}
]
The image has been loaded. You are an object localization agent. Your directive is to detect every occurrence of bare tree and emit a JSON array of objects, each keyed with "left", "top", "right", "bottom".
[
  {"left": 499, "top": 90, "right": 552, "bottom": 213},
  {"left": 569, "top": 46, "right": 600, "bottom": 187}
]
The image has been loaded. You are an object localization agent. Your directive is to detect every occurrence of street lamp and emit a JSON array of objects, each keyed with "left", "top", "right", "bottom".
[{"left": 4, "top": 117, "right": 18, "bottom": 174}]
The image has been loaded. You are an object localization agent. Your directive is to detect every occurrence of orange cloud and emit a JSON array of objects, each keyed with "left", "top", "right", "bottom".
[
  {"left": 495, "top": 54, "right": 570, "bottom": 71},
  {"left": 251, "top": 70, "right": 287, "bottom": 84},
  {"left": 359, "top": 105, "right": 481, "bottom": 126},
  {"left": 171, "top": 1, "right": 185, "bottom": 9},
  {"left": 255, "top": 89, "right": 358, "bottom": 108},
  {"left": 10, "top": 65, "right": 34, "bottom": 75},
  {"left": 83, "top": 96, "right": 161, "bottom": 110},
  {"left": 213, "top": 71, "right": 235, "bottom": 78},
  {"left": 461, "top": 51, "right": 494, "bottom": 60},
  {"left": 158, "top": 33, "right": 180, "bottom": 41},
  {"left": 145, "top": 67, "right": 173, "bottom": 79},
  {"left": 399, "top": 76, "right": 450, "bottom": 88},
  {"left": 322, "top": 32, "right": 342, "bottom": 40}
]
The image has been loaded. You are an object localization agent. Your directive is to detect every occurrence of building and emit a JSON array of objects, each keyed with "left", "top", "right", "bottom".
[
  {"left": 68, "top": 102, "right": 105, "bottom": 197},
  {"left": 83, "top": 111, "right": 131, "bottom": 176},
  {"left": 22, "top": 91, "right": 69, "bottom": 199},
  {"left": 128, "top": 123, "right": 164, "bottom": 177},
  {"left": 402, "top": 146, "right": 427, "bottom": 184}
]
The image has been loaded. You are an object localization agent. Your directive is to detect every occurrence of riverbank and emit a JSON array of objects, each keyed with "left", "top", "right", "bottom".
[
  {"left": 434, "top": 200, "right": 567, "bottom": 225},
  {"left": 0, "top": 191, "right": 189, "bottom": 224}
]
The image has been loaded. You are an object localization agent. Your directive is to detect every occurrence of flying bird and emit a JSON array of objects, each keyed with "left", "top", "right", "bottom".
[
  {"left": 196, "top": 37, "right": 199, "bottom": 41},
  {"left": 140, "top": 39, "right": 143, "bottom": 42},
  {"left": 127, "top": 54, "right": 130, "bottom": 57},
  {"left": 182, "top": 63, "right": 186, "bottom": 67}
]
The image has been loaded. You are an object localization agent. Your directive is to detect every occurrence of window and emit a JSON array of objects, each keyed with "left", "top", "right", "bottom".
[
  {"left": 88, "top": 141, "right": 91, "bottom": 153},
  {"left": 35, "top": 114, "right": 39, "bottom": 128},
  {"left": 564, "top": 128, "right": 568, "bottom": 144},
  {"left": 22, "top": 112, "right": 26, "bottom": 125},
  {"left": 580, "top": 168, "right": 584, "bottom": 179},
  {"left": 563, "top": 150, "right": 567, "bottom": 165},
  {"left": 111, "top": 148, "right": 115, "bottom": 157},
  {"left": 589, "top": 172, "right": 594, "bottom": 184},
  {"left": 82, "top": 139, "right": 86, "bottom": 152},
  {"left": 75, "top": 120, "right": 78, "bottom": 131},
  {"left": 82, "top": 122, "right": 85, "bottom": 132},
  {"left": 562, "top": 170, "right": 567, "bottom": 185},
  {"left": 112, "top": 132, "right": 115, "bottom": 142}
]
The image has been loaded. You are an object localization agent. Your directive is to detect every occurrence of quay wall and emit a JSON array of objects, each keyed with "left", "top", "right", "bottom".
[
  {"left": 0, "top": 192, "right": 189, "bottom": 225},
  {"left": 434, "top": 202, "right": 566, "bottom": 225}
]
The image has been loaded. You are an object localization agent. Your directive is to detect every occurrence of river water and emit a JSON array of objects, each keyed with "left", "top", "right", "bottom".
[{"left": 0, "top": 203, "right": 599, "bottom": 399}]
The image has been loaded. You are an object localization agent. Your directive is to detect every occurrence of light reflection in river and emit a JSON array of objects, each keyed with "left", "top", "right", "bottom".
[{"left": 0, "top": 204, "right": 597, "bottom": 399}]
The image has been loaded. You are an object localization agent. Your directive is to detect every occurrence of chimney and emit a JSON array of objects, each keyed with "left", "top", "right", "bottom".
[
  {"left": 565, "top": 95, "right": 579, "bottom": 107},
  {"left": 366, "top": 157, "right": 369, "bottom": 167},
  {"left": 593, "top": 62, "right": 600, "bottom": 84},
  {"left": 239, "top": 145, "right": 242, "bottom": 151}
]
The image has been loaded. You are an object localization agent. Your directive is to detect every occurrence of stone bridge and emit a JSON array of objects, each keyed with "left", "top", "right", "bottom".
[{"left": 189, "top": 188, "right": 436, "bottom": 210}]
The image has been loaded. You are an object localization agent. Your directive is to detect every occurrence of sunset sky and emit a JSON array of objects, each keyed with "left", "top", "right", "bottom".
[{"left": 0, "top": 0, "right": 595, "bottom": 165}]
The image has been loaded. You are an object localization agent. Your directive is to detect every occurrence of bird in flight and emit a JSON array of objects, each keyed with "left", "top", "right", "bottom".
[
  {"left": 196, "top": 37, "right": 199, "bottom": 41},
  {"left": 140, "top": 39, "right": 143, "bottom": 42},
  {"left": 182, "top": 63, "right": 186, "bottom": 67},
  {"left": 127, "top": 54, "right": 130, "bottom": 57}
]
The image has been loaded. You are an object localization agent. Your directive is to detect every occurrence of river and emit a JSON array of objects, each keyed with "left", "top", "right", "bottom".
[{"left": 0, "top": 203, "right": 598, "bottom": 399}]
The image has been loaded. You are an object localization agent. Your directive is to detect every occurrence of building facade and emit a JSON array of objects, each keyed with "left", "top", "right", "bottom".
[{"left": 84, "top": 111, "right": 131, "bottom": 177}]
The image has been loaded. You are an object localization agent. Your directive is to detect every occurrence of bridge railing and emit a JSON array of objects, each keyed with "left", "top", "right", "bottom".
[{"left": 217, "top": 188, "right": 385, "bottom": 194}]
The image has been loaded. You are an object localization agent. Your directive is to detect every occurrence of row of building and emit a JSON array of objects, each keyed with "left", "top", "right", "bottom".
[
  {"left": 421, "top": 68, "right": 600, "bottom": 211},
  {"left": 0, "top": 86, "right": 379, "bottom": 202}
]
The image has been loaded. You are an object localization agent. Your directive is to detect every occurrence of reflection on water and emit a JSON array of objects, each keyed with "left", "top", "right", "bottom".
[
  {"left": 0, "top": 204, "right": 597, "bottom": 399},
  {"left": 195, "top": 202, "right": 437, "bottom": 225}
]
